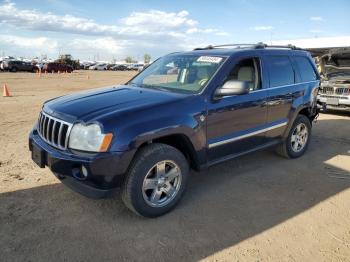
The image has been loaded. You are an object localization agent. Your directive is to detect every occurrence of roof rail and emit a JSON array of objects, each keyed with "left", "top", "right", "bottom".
[
  {"left": 193, "top": 44, "right": 257, "bottom": 50},
  {"left": 259, "top": 43, "right": 302, "bottom": 50},
  {"left": 193, "top": 42, "right": 302, "bottom": 51}
]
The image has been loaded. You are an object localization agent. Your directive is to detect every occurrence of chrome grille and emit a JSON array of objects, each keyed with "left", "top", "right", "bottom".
[
  {"left": 37, "top": 111, "right": 73, "bottom": 150},
  {"left": 320, "top": 86, "right": 350, "bottom": 95},
  {"left": 320, "top": 86, "right": 334, "bottom": 95},
  {"left": 335, "top": 87, "right": 350, "bottom": 95}
]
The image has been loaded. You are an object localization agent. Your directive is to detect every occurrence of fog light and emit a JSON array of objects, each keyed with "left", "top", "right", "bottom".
[
  {"left": 81, "top": 165, "right": 88, "bottom": 178},
  {"left": 72, "top": 165, "right": 88, "bottom": 180}
]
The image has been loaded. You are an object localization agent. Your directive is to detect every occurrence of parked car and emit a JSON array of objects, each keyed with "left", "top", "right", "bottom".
[
  {"left": 106, "top": 64, "right": 115, "bottom": 70},
  {"left": 317, "top": 47, "right": 350, "bottom": 112},
  {"left": 2, "top": 60, "right": 36, "bottom": 72},
  {"left": 29, "top": 43, "right": 320, "bottom": 217},
  {"left": 89, "top": 63, "right": 107, "bottom": 70},
  {"left": 81, "top": 63, "right": 94, "bottom": 70},
  {"left": 111, "top": 64, "right": 128, "bottom": 71},
  {"left": 34, "top": 62, "right": 45, "bottom": 71},
  {"left": 43, "top": 63, "right": 73, "bottom": 73},
  {"left": 127, "top": 63, "right": 143, "bottom": 71}
]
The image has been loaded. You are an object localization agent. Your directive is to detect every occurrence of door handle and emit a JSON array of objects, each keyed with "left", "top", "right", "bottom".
[{"left": 263, "top": 101, "right": 280, "bottom": 106}]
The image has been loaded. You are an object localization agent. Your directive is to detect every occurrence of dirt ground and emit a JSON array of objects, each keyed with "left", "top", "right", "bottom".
[{"left": 0, "top": 71, "right": 349, "bottom": 262}]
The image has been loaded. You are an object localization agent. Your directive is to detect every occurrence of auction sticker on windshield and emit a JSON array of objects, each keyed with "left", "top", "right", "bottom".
[{"left": 197, "top": 56, "right": 223, "bottom": 63}]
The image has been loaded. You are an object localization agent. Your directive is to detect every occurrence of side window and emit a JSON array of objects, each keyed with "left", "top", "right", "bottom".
[
  {"left": 293, "top": 56, "right": 317, "bottom": 82},
  {"left": 225, "top": 57, "right": 262, "bottom": 91},
  {"left": 267, "top": 56, "right": 294, "bottom": 87}
]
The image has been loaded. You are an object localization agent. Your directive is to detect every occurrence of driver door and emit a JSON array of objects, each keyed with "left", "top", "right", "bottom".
[{"left": 206, "top": 56, "right": 269, "bottom": 162}]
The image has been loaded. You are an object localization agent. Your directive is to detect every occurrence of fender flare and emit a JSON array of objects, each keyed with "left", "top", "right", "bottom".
[{"left": 282, "top": 105, "right": 311, "bottom": 139}]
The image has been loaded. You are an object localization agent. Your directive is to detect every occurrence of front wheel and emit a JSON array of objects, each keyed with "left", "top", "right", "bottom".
[
  {"left": 122, "top": 143, "right": 189, "bottom": 217},
  {"left": 276, "top": 115, "right": 312, "bottom": 158}
]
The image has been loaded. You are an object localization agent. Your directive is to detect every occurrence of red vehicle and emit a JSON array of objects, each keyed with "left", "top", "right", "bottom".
[{"left": 43, "top": 63, "right": 73, "bottom": 73}]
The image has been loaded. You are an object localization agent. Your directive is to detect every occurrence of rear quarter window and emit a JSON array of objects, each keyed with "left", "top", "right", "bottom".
[
  {"left": 293, "top": 56, "right": 317, "bottom": 82},
  {"left": 267, "top": 56, "right": 295, "bottom": 87}
]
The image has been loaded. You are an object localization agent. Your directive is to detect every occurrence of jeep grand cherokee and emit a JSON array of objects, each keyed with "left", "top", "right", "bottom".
[{"left": 29, "top": 43, "right": 320, "bottom": 217}]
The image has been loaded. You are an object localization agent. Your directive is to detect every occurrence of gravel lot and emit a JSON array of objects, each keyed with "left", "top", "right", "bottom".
[{"left": 0, "top": 71, "right": 349, "bottom": 262}]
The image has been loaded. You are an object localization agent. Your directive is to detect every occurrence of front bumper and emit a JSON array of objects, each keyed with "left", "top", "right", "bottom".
[
  {"left": 29, "top": 129, "right": 135, "bottom": 198},
  {"left": 317, "top": 95, "right": 350, "bottom": 112}
]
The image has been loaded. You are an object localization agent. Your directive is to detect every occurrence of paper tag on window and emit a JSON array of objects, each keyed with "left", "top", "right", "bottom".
[{"left": 197, "top": 56, "right": 223, "bottom": 64}]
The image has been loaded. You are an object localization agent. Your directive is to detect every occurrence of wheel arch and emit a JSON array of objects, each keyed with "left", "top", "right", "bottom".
[
  {"left": 283, "top": 105, "right": 314, "bottom": 139},
  {"left": 137, "top": 133, "right": 200, "bottom": 171}
]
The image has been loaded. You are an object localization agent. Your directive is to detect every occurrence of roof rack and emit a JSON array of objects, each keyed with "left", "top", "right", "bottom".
[{"left": 193, "top": 42, "right": 302, "bottom": 51}]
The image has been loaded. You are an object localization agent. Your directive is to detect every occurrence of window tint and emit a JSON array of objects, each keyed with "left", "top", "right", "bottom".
[
  {"left": 267, "top": 56, "right": 294, "bottom": 87},
  {"left": 293, "top": 56, "right": 317, "bottom": 82},
  {"left": 225, "top": 58, "right": 261, "bottom": 91}
]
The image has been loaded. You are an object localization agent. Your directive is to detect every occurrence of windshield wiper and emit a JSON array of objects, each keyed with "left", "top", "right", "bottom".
[{"left": 129, "top": 82, "right": 171, "bottom": 92}]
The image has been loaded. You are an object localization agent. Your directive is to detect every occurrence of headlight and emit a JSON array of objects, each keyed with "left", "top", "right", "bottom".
[{"left": 68, "top": 123, "right": 113, "bottom": 152}]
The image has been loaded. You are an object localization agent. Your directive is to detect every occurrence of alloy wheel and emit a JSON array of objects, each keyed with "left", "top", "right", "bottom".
[
  {"left": 142, "top": 160, "right": 182, "bottom": 207},
  {"left": 291, "top": 123, "right": 309, "bottom": 153}
]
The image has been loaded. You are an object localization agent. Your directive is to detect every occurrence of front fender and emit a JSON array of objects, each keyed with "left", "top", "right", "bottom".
[{"left": 109, "top": 114, "right": 206, "bottom": 153}]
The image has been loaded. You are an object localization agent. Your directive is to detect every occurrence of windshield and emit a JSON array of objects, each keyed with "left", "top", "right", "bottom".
[{"left": 130, "top": 54, "right": 226, "bottom": 93}]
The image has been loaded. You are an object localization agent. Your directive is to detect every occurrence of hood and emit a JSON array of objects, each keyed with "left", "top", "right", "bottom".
[
  {"left": 321, "top": 47, "right": 350, "bottom": 81},
  {"left": 43, "top": 85, "right": 186, "bottom": 122}
]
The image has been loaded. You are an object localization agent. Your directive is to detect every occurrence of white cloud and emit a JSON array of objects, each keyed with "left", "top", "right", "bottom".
[
  {"left": 0, "top": 1, "right": 122, "bottom": 36},
  {"left": 121, "top": 10, "right": 197, "bottom": 29},
  {"left": 0, "top": 1, "right": 228, "bottom": 40},
  {"left": 68, "top": 37, "right": 125, "bottom": 54},
  {"left": 0, "top": 34, "right": 205, "bottom": 61},
  {"left": 0, "top": 34, "right": 57, "bottom": 51},
  {"left": 310, "top": 16, "right": 323, "bottom": 21},
  {"left": 0, "top": 1, "right": 230, "bottom": 59},
  {"left": 271, "top": 36, "right": 350, "bottom": 48},
  {"left": 250, "top": 26, "right": 274, "bottom": 31}
]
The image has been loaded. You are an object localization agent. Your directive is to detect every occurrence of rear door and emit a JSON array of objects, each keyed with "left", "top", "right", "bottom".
[{"left": 262, "top": 54, "right": 306, "bottom": 140}]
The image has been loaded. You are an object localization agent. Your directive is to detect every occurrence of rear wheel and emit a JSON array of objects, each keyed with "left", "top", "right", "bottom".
[
  {"left": 122, "top": 143, "right": 189, "bottom": 217},
  {"left": 276, "top": 115, "right": 311, "bottom": 158},
  {"left": 11, "top": 67, "right": 17, "bottom": 72}
]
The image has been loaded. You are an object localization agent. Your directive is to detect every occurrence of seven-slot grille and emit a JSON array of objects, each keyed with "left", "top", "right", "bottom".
[
  {"left": 320, "top": 86, "right": 350, "bottom": 95},
  {"left": 37, "top": 111, "right": 73, "bottom": 150}
]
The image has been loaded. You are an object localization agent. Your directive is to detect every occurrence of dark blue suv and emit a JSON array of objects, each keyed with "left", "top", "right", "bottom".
[{"left": 29, "top": 43, "right": 320, "bottom": 217}]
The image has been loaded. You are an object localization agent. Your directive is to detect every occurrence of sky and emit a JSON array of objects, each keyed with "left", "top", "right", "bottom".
[{"left": 0, "top": 0, "right": 349, "bottom": 62}]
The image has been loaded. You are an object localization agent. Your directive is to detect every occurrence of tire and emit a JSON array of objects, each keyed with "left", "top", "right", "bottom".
[
  {"left": 11, "top": 67, "right": 17, "bottom": 72},
  {"left": 276, "top": 115, "right": 312, "bottom": 158},
  {"left": 122, "top": 143, "right": 189, "bottom": 218}
]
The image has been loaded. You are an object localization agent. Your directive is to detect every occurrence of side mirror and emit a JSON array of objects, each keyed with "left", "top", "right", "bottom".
[{"left": 215, "top": 80, "right": 250, "bottom": 97}]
